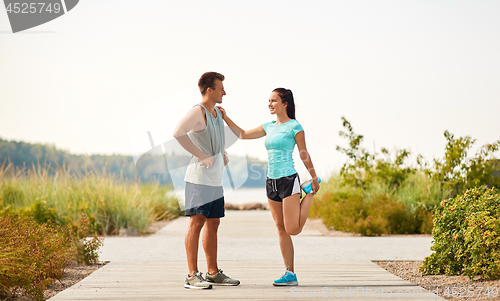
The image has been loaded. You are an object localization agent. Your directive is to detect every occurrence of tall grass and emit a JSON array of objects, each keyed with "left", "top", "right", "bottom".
[
  {"left": 0, "top": 161, "right": 181, "bottom": 235},
  {"left": 394, "top": 172, "right": 448, "bottom": 210}
]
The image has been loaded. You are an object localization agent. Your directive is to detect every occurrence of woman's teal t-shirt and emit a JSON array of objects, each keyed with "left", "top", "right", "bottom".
[{"left": 262, "top": 119, "right": 304, "bottom": 179}]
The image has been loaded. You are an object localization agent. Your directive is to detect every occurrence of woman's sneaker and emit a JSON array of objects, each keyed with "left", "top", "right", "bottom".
[
  {"left": 300, "top": 178, "right": 321, "bottom": 194},
  {"left": 273, "top": 271, "right": 298, "bottom": 286},
  {"left": 206, "top": 269, "right": 240, "bottom": 286},
  {"left": 184, "top": 272, "right": 212, "bottom": 289}
]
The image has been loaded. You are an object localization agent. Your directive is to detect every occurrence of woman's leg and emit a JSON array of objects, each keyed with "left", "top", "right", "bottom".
[
  {"left": 268, "top": 198, "right": 295, "bottom": 272},
  {"left": 282, "top": 193, "right": 314, "bottom": 236}
]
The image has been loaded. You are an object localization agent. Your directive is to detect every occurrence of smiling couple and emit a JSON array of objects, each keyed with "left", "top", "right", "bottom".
[{"left": 173, "top": 72, "right": 320, "bottom": 289}]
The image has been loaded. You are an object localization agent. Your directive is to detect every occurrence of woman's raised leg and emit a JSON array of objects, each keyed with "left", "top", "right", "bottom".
[{"left": 282, "top": 193, "right": 314, "bottom": 236}]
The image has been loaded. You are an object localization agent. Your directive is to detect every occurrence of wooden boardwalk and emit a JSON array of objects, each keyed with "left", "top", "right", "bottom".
[
  {"left": 51, "top": 260, "right": 442, "bottom": 300},
  {"left": 50, "top": 211, "right": 443, "bottom": 300}
]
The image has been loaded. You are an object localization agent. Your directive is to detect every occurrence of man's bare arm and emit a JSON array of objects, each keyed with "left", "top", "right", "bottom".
[{"left": 173, "top": 106, "right": 214, "bottom": 168}]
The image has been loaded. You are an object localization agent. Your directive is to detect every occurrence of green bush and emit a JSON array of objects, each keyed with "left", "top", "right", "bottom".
[
  {"left": 19, "top": 200, "right": 103, "bottom": 265},
  {"left": 328, "top": 117, "right": 438, "bottom": 235},
  {"left": 421, "top": 186, "right": 500, "bottom": 280},
  {"left": 0, "top": 210, "right": 76, "bottom": 300},
  {"left": 312, "top": 117, "right": 499, "bottom": 236},
  {"left": 310, "top": 177, "right": 435, "bottom": 235},
  {"left": 313, "top": 175, "right": 438, "bottom": 235},
  {"left": 431, "top": 131, "right": 500, "bottom": 198},
  {"left": 72, "top": 213, "right": 103, "bottom": 265}
]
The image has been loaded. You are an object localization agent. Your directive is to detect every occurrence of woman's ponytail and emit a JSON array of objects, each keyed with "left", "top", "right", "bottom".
[{"left": 273, "top": 88, "right": 296, "bottom": 120}]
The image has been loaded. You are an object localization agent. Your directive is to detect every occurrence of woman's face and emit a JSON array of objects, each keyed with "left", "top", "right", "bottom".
[{"left": 268, "top": 91, "right": 287, "bottom": 115}]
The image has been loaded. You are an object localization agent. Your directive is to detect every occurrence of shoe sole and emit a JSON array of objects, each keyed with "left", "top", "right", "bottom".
[
  {"left": 273, "top": 281, "right": 298, "bottom": 286},
  {"left": 184, "top": 284, "right": 213, "bottom": 289},
  {"left": 300, "top": 178, "right": 321, "bottom": 194},
  {"left": 300, "top": 180, "right": 312, "bottom": 190},
  {"left": 207, "top": 282, "right": 240, "bottom": 286}
]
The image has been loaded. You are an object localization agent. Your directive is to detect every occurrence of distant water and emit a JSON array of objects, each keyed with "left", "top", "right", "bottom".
[
  {"left": 223, "top": 187, "right": 268, "bottom": 205},
  {"left": 168, "top": 187, "right": 267, "bottom": 206}
]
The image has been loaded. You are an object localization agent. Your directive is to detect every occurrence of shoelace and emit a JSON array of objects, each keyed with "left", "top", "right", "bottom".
[
  {"left": 217, "top": 269, "right": 227, "bottom": 277},
  {"left": 280, "top": 271, "right": 295, "bottom": 279},
  {"left": 281, "top": 266, "right": 289, "bottom": 278},
  {"left": 195, "top": 272, "right": 205, "bottom": 282}
]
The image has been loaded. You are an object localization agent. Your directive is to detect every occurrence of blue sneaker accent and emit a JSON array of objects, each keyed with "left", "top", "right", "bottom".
[
  {"left": 273, "top": 271, "right": 298, "bottom": 286},
  {"left": 301, "top": 178, "right": 321, "bottom": 194}
]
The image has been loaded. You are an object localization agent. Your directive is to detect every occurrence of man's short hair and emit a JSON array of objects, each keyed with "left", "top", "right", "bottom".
[{"left": 198, "top": 72, "right": 225, "bottom": 95}]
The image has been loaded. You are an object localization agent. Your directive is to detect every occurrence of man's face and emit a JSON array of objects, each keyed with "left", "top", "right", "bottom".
[{"left": 210, "top": 79, "right": 226, "bottom": 104}]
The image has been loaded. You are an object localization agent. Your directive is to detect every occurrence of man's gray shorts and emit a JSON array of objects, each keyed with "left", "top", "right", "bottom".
[{"left": 184, "top": 182, "right": 225, "bottom": 218}]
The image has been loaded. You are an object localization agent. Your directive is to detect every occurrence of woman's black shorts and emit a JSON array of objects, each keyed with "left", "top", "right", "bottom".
[{"left": 266, "top": 173, "right": 301, "bottom": 202}]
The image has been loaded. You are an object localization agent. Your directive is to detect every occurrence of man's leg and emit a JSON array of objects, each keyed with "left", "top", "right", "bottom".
[
  {"left": 185, "top": 214, "right": 207, "bottom": 276},
  {"left": 203, "top": 217, "right": 220, "bottom": 275},
  {"left": 202, "top": 195, "right": 239, "bottom": 286}
]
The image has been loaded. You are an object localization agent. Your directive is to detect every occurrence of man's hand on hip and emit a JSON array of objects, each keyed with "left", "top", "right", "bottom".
[
  {"left": 199, "top": 153, "right": 214, "bottom": 168},
  {"left": 224, "top": 151, "right": 229, "bottom": 166}
]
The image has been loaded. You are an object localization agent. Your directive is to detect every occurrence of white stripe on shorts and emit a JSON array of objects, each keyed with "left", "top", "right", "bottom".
[{"left": 292, "top": 176, "right": 301, "bottom": 195}]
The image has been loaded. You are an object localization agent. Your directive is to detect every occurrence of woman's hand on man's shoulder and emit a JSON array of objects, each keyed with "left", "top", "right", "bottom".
[{"left": 216, "top": 106, "right": 226, "bottom": 120}]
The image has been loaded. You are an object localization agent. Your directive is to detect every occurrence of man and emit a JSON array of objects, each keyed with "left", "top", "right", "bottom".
[{"left": 173, "top": 72, "right": 240, "bottom": 289}]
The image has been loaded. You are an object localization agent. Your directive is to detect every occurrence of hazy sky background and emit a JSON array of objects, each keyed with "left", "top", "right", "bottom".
[{"left": 1, "top": 0, "right": 499, "bottom": 179}]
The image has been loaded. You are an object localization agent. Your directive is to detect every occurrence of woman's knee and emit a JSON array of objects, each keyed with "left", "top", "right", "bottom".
[
  {"left": 275, "top": 223, "right": 288, "bottom": 235},
  {"left": 284, "top": 223, "right": 301, "bottom": 236}
]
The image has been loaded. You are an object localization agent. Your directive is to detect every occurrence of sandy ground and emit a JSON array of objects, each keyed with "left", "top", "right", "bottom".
[
  {"left": 303, "top": 217, "right": 358, "bottom": 237},
  {"left": 376, "top": 261, "right": 500, "bottom": 301}
]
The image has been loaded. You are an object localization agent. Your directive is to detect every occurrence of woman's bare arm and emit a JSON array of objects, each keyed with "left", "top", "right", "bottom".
[
  {"left": 218, "top": 106, "right": 266, "bottom": 139},
  {"left": 295, "top": 131, "right": 320, "bottom": 194}
]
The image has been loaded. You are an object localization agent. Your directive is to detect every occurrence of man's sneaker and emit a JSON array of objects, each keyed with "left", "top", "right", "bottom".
[
  {"left": 184, "top": 272, "right": 213, "bottom": 289},
  {"left": 273, "top": 271, "right": 298, "bottom": 286},
  {"left": 300, "top": 178, "right": 321, "bottom": 194},
  {"left": 206, "top": 269, "right": 240, "bottom": 286}
]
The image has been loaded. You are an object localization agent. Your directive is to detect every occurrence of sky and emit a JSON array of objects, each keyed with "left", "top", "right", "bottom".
[{"left": 1, "top": 0, "right": 500, "bottom": 180}]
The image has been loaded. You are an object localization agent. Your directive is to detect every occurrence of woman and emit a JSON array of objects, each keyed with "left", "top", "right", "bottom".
[{"left": 219, "top": 88, "right": 320, "bottom": 286}]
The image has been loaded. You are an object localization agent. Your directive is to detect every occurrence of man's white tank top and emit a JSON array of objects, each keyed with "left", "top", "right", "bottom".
[{"left": 184, "top": 104, "right": 225, "bottom": 186}]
